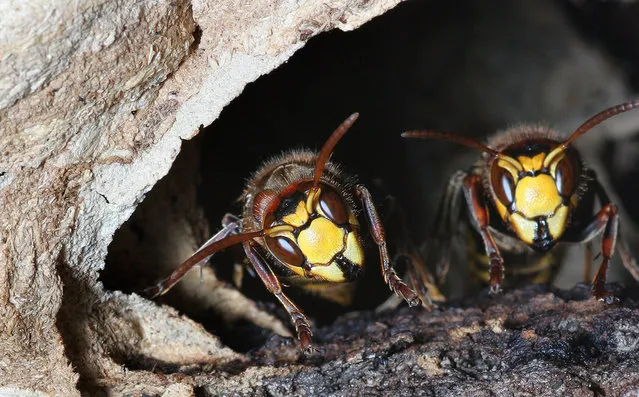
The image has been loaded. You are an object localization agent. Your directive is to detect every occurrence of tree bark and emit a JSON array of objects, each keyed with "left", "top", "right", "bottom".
[{"left": 102, "top": 285, "right": 639, "bottom": 396}]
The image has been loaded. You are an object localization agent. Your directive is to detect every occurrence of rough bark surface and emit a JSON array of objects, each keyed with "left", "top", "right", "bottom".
[
  {"left": 0, "top": 0, "right": 401, "bottom": 395},
  {"left": 101, "top": 285, "right": 639, "bottom": 396}
]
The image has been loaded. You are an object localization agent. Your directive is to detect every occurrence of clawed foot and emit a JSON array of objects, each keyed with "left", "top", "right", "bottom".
[
  {"left": 298, "top": 330, "right": 317, "bottom": 356},
  {"left": 592, "top": 286, "right": 619, "bottom": 305},
  {"left": 291, "top": 314, "right": 319, "bottom": 356},
  {"left": 390, "top": 277, "right": 420, "bottom": 307},
  {"left": 488, "top": 284, "right": 502, "bottom": 295},
  {"left": 301, "top": 341, "right": 320, "bottom": 356},
  {"left": 383, "top": 266, "right": 420, "bottom": 307},
  {"left": 142, "top": 284, "right": 165, "bottom": 299},
  {"left": 488, "top": 254, "right": 504, "bottom": 295}
]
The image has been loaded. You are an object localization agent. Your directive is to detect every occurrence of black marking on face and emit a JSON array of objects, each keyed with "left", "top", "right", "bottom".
[
  {"left": 334, "top": 254, "right": 363, "bottom": 282},
  {"left": 532, "top": 217, "right": 555, "bottom": 251}
]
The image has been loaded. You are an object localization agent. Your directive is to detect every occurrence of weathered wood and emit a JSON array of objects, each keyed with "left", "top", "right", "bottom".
[{"left": 98, "top": 285, "right": 639, "bottom": 396}]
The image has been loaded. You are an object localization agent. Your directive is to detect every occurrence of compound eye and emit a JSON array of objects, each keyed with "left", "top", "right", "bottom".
[
  {"left": 317, "top": 188, "right": 348, "bottom": 224},
  {"left": 490, "top": 166, "right": 515, "bottom": 206},
  {"left": 265, "top": 236, "right": 305, "bottom": 267},
  {"left": 555, "top": 157, "right": 577, "bottom": 196}
]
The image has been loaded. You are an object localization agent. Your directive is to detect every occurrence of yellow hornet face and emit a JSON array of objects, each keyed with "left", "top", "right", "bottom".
[
  {"left": 263, "top": 181, "right": 364, "bottom": 282},
  {"left": 489, "top": 142, "right": 581, "bottom": 251}
]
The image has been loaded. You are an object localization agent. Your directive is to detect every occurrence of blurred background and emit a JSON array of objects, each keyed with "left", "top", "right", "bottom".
[{"left": 102, "top": 0, "right": 639, "bottom": 352}]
